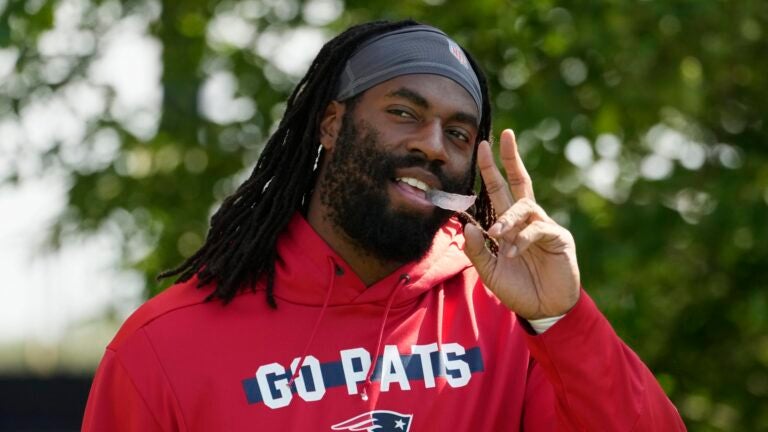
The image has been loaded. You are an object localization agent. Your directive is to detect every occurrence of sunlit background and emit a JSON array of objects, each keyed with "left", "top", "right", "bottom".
[
  {"left": 0, "top": 0, "right": 334, "bottom": 368},
  {"left": 1, "top": 0, "right": 766, "bottom": 430}
]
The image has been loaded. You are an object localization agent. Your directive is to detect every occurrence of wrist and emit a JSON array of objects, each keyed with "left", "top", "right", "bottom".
[{"left": 527, "top": 314, "right": 566, "bottom": 334}]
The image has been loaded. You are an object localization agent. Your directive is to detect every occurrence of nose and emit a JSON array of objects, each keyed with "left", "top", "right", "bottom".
[{"left": 406, "top": 120, "right": 449, "bottom": 164}]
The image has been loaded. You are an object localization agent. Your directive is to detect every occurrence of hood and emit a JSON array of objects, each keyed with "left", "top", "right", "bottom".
[{"left": 272, "top": 213, "right": 473, "bottom": 308}]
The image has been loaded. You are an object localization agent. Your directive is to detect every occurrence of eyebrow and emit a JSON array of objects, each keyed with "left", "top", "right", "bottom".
[{"left": 386, "top": 87, "right": 479, "bottom": 128}]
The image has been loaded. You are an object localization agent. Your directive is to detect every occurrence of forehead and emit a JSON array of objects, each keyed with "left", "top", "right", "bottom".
[{"left": 359, "top": 74, "right": 480, "bottom": 119}]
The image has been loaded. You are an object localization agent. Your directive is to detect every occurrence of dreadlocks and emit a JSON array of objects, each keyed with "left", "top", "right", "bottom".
[{"left": 157, "top": 20, "right": 497, "bottom": 306}]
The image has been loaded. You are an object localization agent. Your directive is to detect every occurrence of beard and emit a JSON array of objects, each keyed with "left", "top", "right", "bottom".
[{"left": 317, "top": 110, "right": 474, "bottom": 264}]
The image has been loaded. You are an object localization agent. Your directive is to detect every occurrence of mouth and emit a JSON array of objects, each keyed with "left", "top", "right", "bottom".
[
  {"left": 396, "top": 177, "right": 431, "bottom": 193},
  {"left": 391, "top": 176, "right": 434, "bottom": 210}
]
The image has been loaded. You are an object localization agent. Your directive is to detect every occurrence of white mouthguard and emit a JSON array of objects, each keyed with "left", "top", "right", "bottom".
[{"left": 426, "top": 189, "right": 476, "bottom": 212}]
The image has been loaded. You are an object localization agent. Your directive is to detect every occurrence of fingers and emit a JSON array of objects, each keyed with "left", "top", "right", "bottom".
[
  {"left": 476, "top": 129, "right": 534, "bottom": 217},
  {"left": 488, "top": 197, "right": 552, "bottom": 238},
  {"left": 486, "top": 197, "right": 564, "bottom": 258},
  {"left": 477, "top": 139, "right": 514, "bottom": 214},
  {"left": 462, "top": 223, "right": 497, "bottom": 276},
  {"left": 502, "top": 220, "right": 570, "bottom": 258},
  {"left": 499, "top": 129, "right": 535, "bottom": 202}
]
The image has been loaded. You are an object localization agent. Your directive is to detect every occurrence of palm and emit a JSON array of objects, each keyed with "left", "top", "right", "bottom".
[
  {"left": 483, "top": 237, "right": 579, "bottom": 320},
  {"left": 464, "top": 130, "right": 581, "bottom": 320}
]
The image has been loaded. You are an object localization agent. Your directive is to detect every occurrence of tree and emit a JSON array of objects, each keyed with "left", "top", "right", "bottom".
[{"left": 1, "top": 0, "right": 766, "bottom": 429}]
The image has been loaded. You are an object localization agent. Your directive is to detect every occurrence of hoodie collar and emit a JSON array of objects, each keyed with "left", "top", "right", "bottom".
[{"left": 272, "top": 212, "right": 472, "bottom": 307}]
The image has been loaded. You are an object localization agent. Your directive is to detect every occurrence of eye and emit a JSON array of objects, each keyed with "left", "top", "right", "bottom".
[
  {"left": 386, "top": 107, "right": 416, "bottom": 119},
  {"left": 447, "top": 128, "right": 470, "bottom": 142}
]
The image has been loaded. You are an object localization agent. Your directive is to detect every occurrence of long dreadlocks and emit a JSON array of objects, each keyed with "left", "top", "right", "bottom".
[{"left": 157, "top": 20, "right": 497, "bottom": 306}]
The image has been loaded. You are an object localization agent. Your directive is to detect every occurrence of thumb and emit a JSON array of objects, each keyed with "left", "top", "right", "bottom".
[{"left": 462, "top": 223, "right": 496, "bottom": 278}]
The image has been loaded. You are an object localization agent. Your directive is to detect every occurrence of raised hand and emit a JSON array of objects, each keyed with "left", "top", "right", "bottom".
[{"left": 463, "top": 129, "right": 581, "bottom": 320}]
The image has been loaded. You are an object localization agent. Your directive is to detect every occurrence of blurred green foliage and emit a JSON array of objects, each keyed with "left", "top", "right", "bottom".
[{"left": 1, "top": 0, "right": 767, "bottom": 430}]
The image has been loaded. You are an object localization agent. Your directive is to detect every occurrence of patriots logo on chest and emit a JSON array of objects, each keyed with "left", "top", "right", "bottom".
[{"left": 332, "top": 410, "right": 413, "bottom": 431}]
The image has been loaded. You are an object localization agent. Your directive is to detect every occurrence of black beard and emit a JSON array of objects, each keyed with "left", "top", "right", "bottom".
[{"left": 318, "top": 111, "right": 473, "bottom": 264}]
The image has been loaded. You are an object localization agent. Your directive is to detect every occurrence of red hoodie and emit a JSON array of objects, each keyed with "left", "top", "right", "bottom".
[{"left": 83, "top": 214, "right": 686, "bottom": 431}]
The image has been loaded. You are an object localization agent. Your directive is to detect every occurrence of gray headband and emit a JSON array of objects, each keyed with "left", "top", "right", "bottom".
[{"left": 336, "top": 25, "right": 483, "bottom": 117}]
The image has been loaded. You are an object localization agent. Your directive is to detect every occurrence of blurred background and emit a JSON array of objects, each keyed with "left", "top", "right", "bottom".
[{"left": 0, "top": 0, "right": 766, "bottom": 430}]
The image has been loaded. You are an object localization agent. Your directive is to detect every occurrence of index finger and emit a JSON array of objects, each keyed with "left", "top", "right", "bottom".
[
  {"left": 477, "top": 139, "right": 514, "bottom": 214},
  {"left": 499, "top": 129, "right": 535, "bottom": 202}
]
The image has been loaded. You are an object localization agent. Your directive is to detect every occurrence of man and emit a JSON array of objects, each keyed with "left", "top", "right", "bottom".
[{"left": 83, "top": 20, "right": 686, "bottom": 431}]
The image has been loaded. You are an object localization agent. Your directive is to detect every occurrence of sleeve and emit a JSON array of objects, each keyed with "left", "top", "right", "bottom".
[
  {"left": 519, "top": 289, "right": 687, "bottom": 432},
  {"left": 82, "top": 329, "right": 186, "bottom": 431}
]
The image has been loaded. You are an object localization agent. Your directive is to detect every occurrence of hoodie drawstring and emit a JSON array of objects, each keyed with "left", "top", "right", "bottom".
[
  {"left": 359, "top": 273, "right": 410, "bottom": 401},
  {"left": 288, "top": 257, "right": 338, "bottom": 387}
]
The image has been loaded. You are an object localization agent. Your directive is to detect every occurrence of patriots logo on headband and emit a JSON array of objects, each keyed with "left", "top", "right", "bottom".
[
  {"left": 331, "top": 410, "right": 413, "bottom": 431},
  {"left": 447, "top": 39, "right": 470, "bottom": 69}
]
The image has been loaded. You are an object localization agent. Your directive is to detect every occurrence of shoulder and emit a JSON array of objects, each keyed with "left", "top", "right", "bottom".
[{"left": 107, "top": 276, "right": 213, "bottom": 351}]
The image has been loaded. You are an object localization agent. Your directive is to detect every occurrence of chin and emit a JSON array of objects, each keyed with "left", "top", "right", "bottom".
[{"left": 349, "top": 205, "right": 453, "bottom": 263}]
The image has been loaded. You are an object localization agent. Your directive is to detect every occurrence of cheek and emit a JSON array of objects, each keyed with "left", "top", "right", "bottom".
[{"left": 447, "top": 148, "right": 474, "bottom": 177}]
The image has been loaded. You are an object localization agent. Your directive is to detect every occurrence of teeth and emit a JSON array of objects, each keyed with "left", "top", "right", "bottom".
[{"left": 396, "top": 177, "right": 431, "bottom": 192}]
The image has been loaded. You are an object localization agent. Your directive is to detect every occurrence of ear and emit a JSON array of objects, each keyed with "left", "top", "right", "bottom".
[{"left": 319, "top": 100, "right": 345, "bottom": 151}]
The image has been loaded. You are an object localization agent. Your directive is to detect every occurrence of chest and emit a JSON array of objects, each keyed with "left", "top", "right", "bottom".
[{"left": 153, "top": 287, "right": 532, "bottom": 431}]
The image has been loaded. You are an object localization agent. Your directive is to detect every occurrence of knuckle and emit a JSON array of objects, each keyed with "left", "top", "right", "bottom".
[
  {"left": 507, "top": 167, "right": 530, "bottom": 181},
  {"left": 509, "top": 199, "right": 534, "bottom": 221},
  {"left": 485, "top": 179, "right": 507, "bottom": 195},
  {"left": 498, "top": 216, "right": 518, "bottom": 233},
  {"left": 519, "top": 231, "right": 535, "bottom": 246},
  {"left": 512, "top": 197, "right": 530, "bottom": 209},
  {"left": 525, "top": 199, "right": 546, "bottom": 217},
  {"left": 519, "top": 197, "right": 535, "bottom": 208},
  {"left": 506, "top": 175, "right": 528, "bottom": 187},
  {"left": 532, "top": 220, "right": 548, "bottom": 229},
  {"left": 498, "top": 213, "right": 512, "bottom": 226},
  {"left": 524, "top": 222, "right": 547, "bottom": 240},
  {"left": 502, "top": 209, "right": 522, "bottom": 226},
  {"left": 500, "top": 155, "right": 518, "bottom": 166},
  {"left": 478, "top": 160, "right": 496, "bottom": 171}
]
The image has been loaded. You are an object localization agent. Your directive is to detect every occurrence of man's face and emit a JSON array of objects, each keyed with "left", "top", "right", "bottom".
[{"left": 316, "top": 74, "right": 480, "bottom": 263}]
